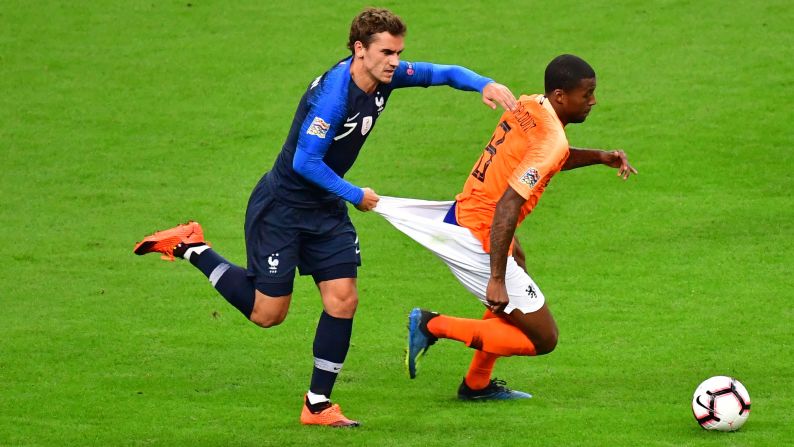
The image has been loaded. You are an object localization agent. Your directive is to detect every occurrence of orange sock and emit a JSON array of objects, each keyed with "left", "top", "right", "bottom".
[
  {"left": 426, "top": 312, "right": 536, "bottom": 357},
  {"left": 464, "top": 310, "right": 501, "bottom": 389},
  {"left": 465, "top": 349, "right": 499, "bottom": 390}
]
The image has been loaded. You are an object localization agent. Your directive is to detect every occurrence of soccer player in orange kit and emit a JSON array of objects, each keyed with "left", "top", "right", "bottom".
[{"left": 389, "top": 54, "right": 637, "bottom": 399}]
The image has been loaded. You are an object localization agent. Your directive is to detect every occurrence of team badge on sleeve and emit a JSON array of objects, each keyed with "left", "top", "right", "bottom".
[
  {"left": 519, "top": 168, "right": 540, "bottom": 188},
  {"left": 307, "top": 116, "right": 330, "bottom": 139}
]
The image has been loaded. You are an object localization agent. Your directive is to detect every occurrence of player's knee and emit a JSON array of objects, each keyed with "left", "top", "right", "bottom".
[
  {"left": 337, "top": 294, "right": 358, "bottom": 311},
  {"left": 327, "top": 294, "right": 358, "bottom": 318},
  {"left": 249, "top": 308, "right": 288, "bottom": 328},
  {"left": 533, "top": 331, "right": 558, "bottom": 355}
]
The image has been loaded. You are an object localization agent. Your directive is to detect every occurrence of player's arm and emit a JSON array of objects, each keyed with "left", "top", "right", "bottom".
[
  {"left": 391, "top": 61, "right": 516, "bottom": 111},
  {"left": 563, "top": 147, "right": 638, "bottom": 179},
  {"left": 292, "top": 90, "right": 379, "bottom": 210},
  {"left": 486, "top": 186, "right": 525, "bottom": 313}
]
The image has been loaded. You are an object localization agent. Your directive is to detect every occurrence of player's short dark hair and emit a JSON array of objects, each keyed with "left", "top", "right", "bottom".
[
  {"left": 347, "top": 7, "right": 407, "bottom": 53},
  {"left": 544, "top": 54, "right": 595, "bottom": 93}
]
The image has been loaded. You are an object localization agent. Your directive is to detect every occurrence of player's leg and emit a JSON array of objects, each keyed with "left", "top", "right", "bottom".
[
  {"left": 133, "top": 221, "right": 258, "bottom": 319},
  {"left": 298, "top": 205, "right": 361, "bottom": 427},
  {"left": 300, "top": 275, "right": 360, "bottom": 428},
  {"left": 407, "top": 257, "right": 546, "bottom": 401},
  {"left": 243, "top": 187, "right": 303, "bottom": 328},
  {"left": 505, "top": 302, "right": 558, "bottom": 355},
  {"left": 463, "top": 310, "right": 500, "bottom": 390}
]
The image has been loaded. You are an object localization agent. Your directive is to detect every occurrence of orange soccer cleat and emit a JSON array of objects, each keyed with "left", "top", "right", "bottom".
[
  {"left": 133, "top": 221, "right": 207, "bottom": 261},
  {"left": 299, "top": 396, "right": 360, "bottom": 428}
]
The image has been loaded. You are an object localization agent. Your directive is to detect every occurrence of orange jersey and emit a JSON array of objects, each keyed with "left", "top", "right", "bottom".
[{"left": 455, "top": 94, "right": 569, "bottom": 253}]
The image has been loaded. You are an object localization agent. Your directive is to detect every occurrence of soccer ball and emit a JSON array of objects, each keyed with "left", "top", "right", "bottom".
[{"left": 691, "top": 376, "right": 751, "bottom": 431}]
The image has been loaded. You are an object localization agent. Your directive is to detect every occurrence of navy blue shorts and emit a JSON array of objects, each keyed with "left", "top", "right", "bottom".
[{"left": 244, "top": 177, "right": 361, "bottom": 296}]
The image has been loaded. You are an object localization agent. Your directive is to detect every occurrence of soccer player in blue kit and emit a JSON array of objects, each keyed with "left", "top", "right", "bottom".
[{"left": 134, "top": 7, "right": 516, "bottom": 427}]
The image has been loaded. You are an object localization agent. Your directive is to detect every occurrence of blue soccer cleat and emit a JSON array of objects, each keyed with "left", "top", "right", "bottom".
[
  {"left": 406, "top": 308, "right": 438, "bottom": 379},
  {"left": 457, "top": 378, "right": 533, "bottom": 401}
]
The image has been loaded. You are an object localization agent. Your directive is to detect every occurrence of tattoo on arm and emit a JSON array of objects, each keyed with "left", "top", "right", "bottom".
[{"left": 490, "top": 187, "right": 524, "bottom": 280}]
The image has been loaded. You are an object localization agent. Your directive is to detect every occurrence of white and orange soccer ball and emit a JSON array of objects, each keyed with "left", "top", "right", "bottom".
[{"left": 691, "top": 376, "right": 751, "bottom": 431}]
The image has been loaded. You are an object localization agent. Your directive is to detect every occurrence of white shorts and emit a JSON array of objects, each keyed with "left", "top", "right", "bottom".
[{"left": 374, "top": 196, "right": 545, "bottom": 314}]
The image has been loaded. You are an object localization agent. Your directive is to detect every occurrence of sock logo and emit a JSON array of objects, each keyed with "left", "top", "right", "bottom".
[{"left": 268, "top": 253, "right": 279, "bottom": 274}]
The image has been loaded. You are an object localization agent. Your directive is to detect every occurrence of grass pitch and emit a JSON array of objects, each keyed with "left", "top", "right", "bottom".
[{"left": 1, "top": 1, "right": 792, "bottom": 446}]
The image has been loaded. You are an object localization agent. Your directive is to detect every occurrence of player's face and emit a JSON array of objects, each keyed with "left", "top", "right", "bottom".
[
  {"left": 562, "top": 78, "right": 597, "bottom": 124},
  {"left": 356, "top": 32, "right": 404, "bottom": 84}
]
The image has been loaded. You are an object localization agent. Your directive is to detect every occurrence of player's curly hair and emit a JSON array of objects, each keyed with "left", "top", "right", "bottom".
[
  {"left": 347, "top": 7, "right": 407, "bottom": 54},
  {"left": 544, "top": 54, "right": 595, "bottom": 93}
]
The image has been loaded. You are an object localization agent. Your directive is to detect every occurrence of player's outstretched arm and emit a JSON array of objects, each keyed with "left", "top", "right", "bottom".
[
  {"left": 393, "top": 63, "right": 516, "bottom": 111},
  {"left": 562, "top": 147, "right": 638, "bottom": 179}
]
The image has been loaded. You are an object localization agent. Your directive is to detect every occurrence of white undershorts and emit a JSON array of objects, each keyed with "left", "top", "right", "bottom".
[{"left": 374, "top": 196, "right": 545, "bottom": 314}]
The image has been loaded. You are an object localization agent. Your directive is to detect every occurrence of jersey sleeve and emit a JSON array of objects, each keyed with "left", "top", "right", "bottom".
[
  {"left": 293, "top": 66, "right": 364, "bottom": 204},
  {"left": 391, "top": 61, "right": 493, "bottom": 92},
  {"left": 506, "top": 121, "right": 569, "bottom": 200}
]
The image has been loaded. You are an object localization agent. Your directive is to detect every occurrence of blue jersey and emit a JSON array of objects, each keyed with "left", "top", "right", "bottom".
[{"left": 265, "top": 56, "right": 492, "bottom": 207}]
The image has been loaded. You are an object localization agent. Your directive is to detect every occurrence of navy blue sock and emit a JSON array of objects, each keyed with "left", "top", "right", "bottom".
[
  {"left": 189, "top": 248, "right": 255, "bottom": 318},
  {"left": 310, "top": 311, "right": 353, "bottom": 398}
]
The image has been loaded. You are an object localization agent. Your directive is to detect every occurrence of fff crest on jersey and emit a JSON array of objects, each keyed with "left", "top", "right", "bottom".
[
  {"left": 361, "top": 116, "right": 373, "bottom": 135},
  {"left": 519, "top": 168, "right": 540, "bottom": 188},
  {"left": 307, "top": 116, "right": 330, "bottom": 139}
]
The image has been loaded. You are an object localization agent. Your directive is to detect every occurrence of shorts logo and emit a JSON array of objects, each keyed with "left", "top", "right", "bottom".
[
  {"left": 519, "top": 168, "right": 540, "bottom": 188},
  {"left": 307, "top": 116, "right": 330, "bottom": 139},
  {"left": 354, "top": 235, "right": 360, "bottom": 255},
  {"left": 268, "top": 253, "right": 280, "bottom": 274},
  {"left": 525, "top": 284, "right": 537, "bottom": 299}
]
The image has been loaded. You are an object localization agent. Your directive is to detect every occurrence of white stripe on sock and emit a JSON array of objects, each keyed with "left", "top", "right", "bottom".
[
  {"left": 314, "top": 357, "right": 343, "bottom": 374},
  {"left": 183, "top": 244, "right": 210, "bottom": 260},
  {"left": 208, "top": 263, "right": 230, "bottom": 287},
  {"left": 306, "top": 391, "right": 330, "bottom": 405}
]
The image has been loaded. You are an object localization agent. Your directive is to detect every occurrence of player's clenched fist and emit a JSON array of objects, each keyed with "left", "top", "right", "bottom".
[{"left": 356, "top": 187, "right": 380, "bottom": 211}]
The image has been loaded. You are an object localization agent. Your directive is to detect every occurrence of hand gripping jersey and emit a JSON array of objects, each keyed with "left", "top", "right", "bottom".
[
  {"left": 455, "top": 94, "right": 570, "bottom": 253},
  {"left": 266, "top": 57, "right": 492, "bottom": 208}
]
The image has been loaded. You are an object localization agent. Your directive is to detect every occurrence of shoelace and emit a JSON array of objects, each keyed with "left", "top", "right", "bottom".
[{"left": 488, "top": 378, "right": 511, "bottom": 392}]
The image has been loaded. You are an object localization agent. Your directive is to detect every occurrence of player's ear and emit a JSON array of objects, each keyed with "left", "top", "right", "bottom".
[
  {"left": 550, "top": 88, "right": 566, "bottom": 105},
  {"left": 354, "top": 41, "right": 366, "bottom": 58}
]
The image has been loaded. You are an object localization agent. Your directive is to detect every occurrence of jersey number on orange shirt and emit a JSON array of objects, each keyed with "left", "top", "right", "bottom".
[{"left": 471, "top": 120, "right": 512, "bottom": 182}]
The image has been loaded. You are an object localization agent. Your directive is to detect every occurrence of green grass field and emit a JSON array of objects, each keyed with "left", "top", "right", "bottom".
[{"left": 2, "top": 1, "right": 792, "bottom": 445}]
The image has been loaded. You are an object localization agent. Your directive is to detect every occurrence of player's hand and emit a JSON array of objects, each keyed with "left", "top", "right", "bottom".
[
  {"left": 485, "top": 277, "right": 510, "bottom": 314},
  {"left": 355, "top": 187, "right": 379, "bottom": 212},
  {"left": 482, "top": 82, "right": 517, "bottom": 112},
  {"left": 603, "top": 150, "right": 638, "bottom": 180}
]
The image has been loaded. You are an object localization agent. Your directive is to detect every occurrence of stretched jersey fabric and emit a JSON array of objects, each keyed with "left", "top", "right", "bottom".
[
  {"left": 266, "top": 57, "right": 493, "bottom": 208},
  {"left": 374, "top": 196, "right": 545, "bottom": 314},
  {"left": 455, "top": 94, "right": 570, "bottom": 253}
]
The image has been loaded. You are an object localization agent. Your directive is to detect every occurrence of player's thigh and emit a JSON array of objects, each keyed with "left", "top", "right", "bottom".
[
  {"left": 506, "top": 303, "right": 558, "bottom": 353},
  {"left": 245, "top": 197, "right": 301, "bottom": 299}
]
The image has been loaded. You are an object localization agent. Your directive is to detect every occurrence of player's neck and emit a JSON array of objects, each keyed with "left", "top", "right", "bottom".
[
  {"left": 350, "top": 60, "right": 378, "bottom": 94},
  {"left": 548, "top": 101, "right": 569, "bottom": 127}
]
